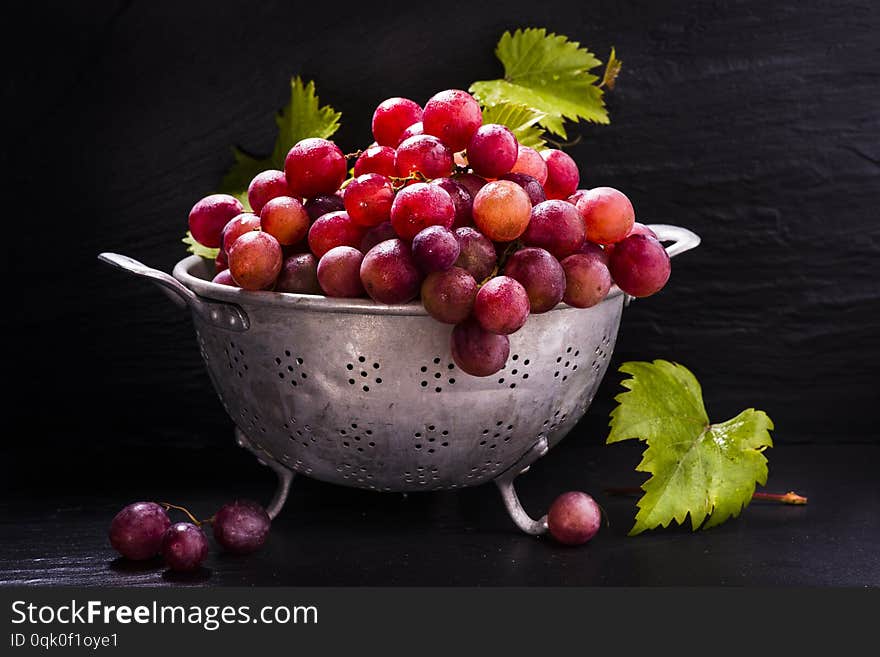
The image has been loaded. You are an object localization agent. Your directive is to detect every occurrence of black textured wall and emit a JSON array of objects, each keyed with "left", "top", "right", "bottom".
[{"left": 4, "top": 0, "right": 878, "bottom": 489}]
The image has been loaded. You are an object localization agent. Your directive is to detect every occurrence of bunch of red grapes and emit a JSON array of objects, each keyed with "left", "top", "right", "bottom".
[{"left": 188, "top": 89, "right": 671, "bottom": 377}]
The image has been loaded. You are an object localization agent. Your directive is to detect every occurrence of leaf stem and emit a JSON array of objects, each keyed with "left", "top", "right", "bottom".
[{"left": 604, "top": 487, "right": 808, "bottom": 505}]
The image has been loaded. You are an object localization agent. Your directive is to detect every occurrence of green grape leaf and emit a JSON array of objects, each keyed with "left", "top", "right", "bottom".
[
  {"left": 607, "top": 360, "right": 774, "bottom": 535},
  {"left": 182, "top": 231, "right": 220, "bottom": 260},
  {"left": 480, "top": 102, "right": 548, "bottom": 149},
  {"left": 217, "top": 76, "right": 342, "bottom": 209},
  {"left": 469, "top": 27, "right": 608, "bottom": 139}
]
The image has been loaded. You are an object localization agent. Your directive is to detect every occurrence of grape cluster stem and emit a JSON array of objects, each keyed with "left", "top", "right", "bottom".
[{"left": 604, "top": 488, "right": 808, "bottom": 505}]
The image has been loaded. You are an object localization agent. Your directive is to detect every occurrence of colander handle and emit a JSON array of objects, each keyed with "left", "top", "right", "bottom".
[
  {"left": 98, "top": 252, "right": 249, "bottom": 331},
  {"left": 645, "top": 224, "right": 701, "bottom": 258}
]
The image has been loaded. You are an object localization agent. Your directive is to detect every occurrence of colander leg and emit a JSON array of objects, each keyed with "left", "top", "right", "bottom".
[
  {"left": 235, "top": 427, "right": 295, "bottom": 520},
  {"left": 494, "top": 437, "right": 550, "bottom": 536}
]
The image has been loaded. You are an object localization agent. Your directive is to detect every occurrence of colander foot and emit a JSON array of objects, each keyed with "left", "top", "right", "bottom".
[
  {"left": 234, "top": 427, "right": 295, "bottom": 520},
  {"left": 495, "top": 477, "right": 548, "bottom": 535}
]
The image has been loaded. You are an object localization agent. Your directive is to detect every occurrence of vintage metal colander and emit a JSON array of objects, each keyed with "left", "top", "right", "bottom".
[{"left": 99, "top": 224, "right": 699, "bottom": 535}]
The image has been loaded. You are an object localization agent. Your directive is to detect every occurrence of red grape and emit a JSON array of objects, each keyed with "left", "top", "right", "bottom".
[
  {"left": 541, "top": 149, "right": 579, "bottom": 200},
  {"left": 109, "top": 502, "right": 170, "bottom": 561},
  {"left": 389, "top": 182, "right": 454, "bottom": 240},
  {"left": 354, "top": 145, "right": 397, "bottom": 178},
  {"left": 343, "top": 173, "right": 395, "bottom": 227},
  {"left": 411, "top": 225, "right": 460, "bottom": 272},
  {"left": 308, "top": 211, "right": 364, "bottom": 257},
  {"left": 576, "top": 240, "right": 609, "bottom": 264},
  {"left": 510, "top": 146, "right": 549, "bottom": 185},
  {"left": 454, "top": 172, "right": 487, "bottom": 200},
  {"left": 604, "top": 222, "right": 657, "bottom": 256},
  {"left": 575, "top": 187, "right": 635, "bottom": 245},
  {"left": 221, "top": 213, "right": 261, "bottom": 254},
  {"left": 466, "top": 124, "right": 518, "bottom": 178},
  {"left": 275, "top": 253, "right": 321, "bottom": 294},
  {"left": 284, "top": 138, "right": 347, "bottom": 198},
  {"left": 499, "top": 172, "right": 547, "bottom": 206},
  {"left": 360, "top": 238, "right": 422, "bottom": 303},
  {"left": 305, "top": 194, "right": 345, "bottom": 222},
  {"left": 396, "top": 121, "right": 424, "bottom": 146},
  {"left": 431, "top": 177, "right": 473, "bottom": 229},
  {"left": 547, "top": 491, "right": 601, "bottom": 546},
  {"left": 247, "top": 169, "right": 290, "bottom": 214},
  {"left": 503, "top": 247, "right": 566, "bottom": 313},
  {"left": 421, "top": 267, "right": 477, "bottom": 324},
  {"left": 188, "top": 194, "right": 244, "bottom": 248},
  {"left": 607, "top": 234, "right": 671, "bottom": 297},
  {"left": 213, "top": 500, "right": 271, "bottom": 555},
  {"left": 422, "top": 89, "right": 482, "bottom": 151},
  {"left": 317, "top": 246, "right": 366, "bottom": 297},
  {"left": 372, "top": 97, "right": 423, "bottom": 147},
  {"left": 228, "top": 231, "right": 282, "bottom": 290},
  {"left": 211, "top": 269, "right": 237, "bottom": 287},
  {"left": 359, "top": 221, "right": 398, "bottom": 253},
  {"left": 454, "top": 227, "right": 497, "bottom": 281},
  {"left": 522, "top": 199, "right": 586, "bottom": 259},
  {"left": 561, "top": 253, "right": 612, "bottom": 308},
  {"left": 260, "top": 196, "right": 309, "bottom": 245},
  {"left": 395, "top": 134, "right": 454, "bottom": 179},
  {"left": 451, "top": 318, "right": 510, "bottom": 377},
  {"left": 161, "top": 522, "right": 208, "bottom": 572},
  {"left": 472, "top": 180, "right": 532, "bottom": 242},
  {"left": 474, "top": 276, "right": 530, "bottom": 334}
]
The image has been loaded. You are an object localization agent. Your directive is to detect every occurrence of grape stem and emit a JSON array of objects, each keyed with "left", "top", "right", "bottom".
[
  {"left": 344, "top": 149, "right": 364, "bottom": 160},
  {"left": 160, "top": 502, "right": 212, "bottom": 526},
  {"left": 390, "top": 171, "right": 428, "bottom": 191},
  {"left": 604, "top": 487, "right": 808, "bottom": 505},
  {"left": 480, "top": 240, "right": 522, "bottom": 286},
  {"left": 544, "top": 134, "right": 583, "bottom": 150}
]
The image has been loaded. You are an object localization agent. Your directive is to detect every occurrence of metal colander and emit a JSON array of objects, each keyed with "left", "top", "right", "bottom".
[{"left": 100, "top": 223, "right": 699, "bottom": 535}]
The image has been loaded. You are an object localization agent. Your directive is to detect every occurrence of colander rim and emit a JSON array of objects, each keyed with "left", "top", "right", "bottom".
[{"left": 173, "top": 255, "right": 623, "bottom": 316}]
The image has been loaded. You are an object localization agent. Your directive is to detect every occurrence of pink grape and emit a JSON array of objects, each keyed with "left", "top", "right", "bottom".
[
  {"left": 228, "top": 231, "right": 282, "bottom": 290},
  {"left": 109, "top": 502, "right": 170, "bottom": 561},
  {"left": 389, "top": 183, "right": 454, "bottom": 240},
  {"left": 454, "top": 227, "right": 497, "bottom": 281},
  {"left": 451, "top": 318, "right": 510, "bottom": 377},
  {"left": 211, "top": 269, "right": 237, "bottom": 287},
  {"left": 161, "top": 522, "right": 208, "bottom": 572},
  {"left": 396, "top": 121, "right": 424, "bottom": 146},
  {"left": 305, "top": 194, "right": 345, "bottom": 222},
  {"left": 607, "top": 234, "right": 671, "bottom": 297},
  {"left": 503, "top": 247, "right": 566, "bottom": 313},
  {"left": 372, "top": 97, "right": 423, "bottom": 147},
  {"left": 275, "top": 253, "right": 321, "bottom": 294},
  {"left": 561, "top": 253, "right": 612, "bottom": 308},
  {"left": 317, "top": 246, "right": 366, "bottom": 297},
  {"left": 308, "top": 211, "right": 364, "bottom": 258},
  {"left": 360, "top": 238, "right": 422, "bottom": 303},
  {"left": 472, "top": 180, "right": 532, "bottom": 242},
  {"left": 359, "top": 221, "right": 398, "bottom": 253},
  {"left": 432, "top": 177, "right": 474, "bottom": 229},
  {"left": 541, "top": 149, "right": 580, "bottom": 200},
  {"left": 453, "top": 172, "right": 487, "bottom": 200},
  {"left": 188, "top": 194, "right": 244, "bottom": 248},
  {"left": 284, "top": 138, "right": 347, "bottom": 198},
  {"left": 343, "top": 173, "right": 395, "bottom": 227},
  {"left": 522, "top": 199, "right": 586, "bottom": 259},
  {"left": 247, "top": 169, "right": 290, "bottom": 214},
  {"left": 395, "top": 134, "right": 454, "bottom": 179},
  {"left": 354, "top": 145, "right": 398, "bottom": 178},
  {"left": 213, "top": 500, "right": 271, "bottom": 555},
  {"left": 221, "top": 213, "right": 261, "bottom": 254},
  {"left": 604, "top": 222, "right": 657, "bottom": 256},
  {"left": 575, "top": 187, "right": 635, "bottom": 245},
  {"left": 260, "top": 196, "right": 309, "bottom": 245},
  {"left": 547, "top": 491, "right": 601, "bottom": 546},
  {"left": 421, "top": 267, "right": 477, "bottom": 324},
  {"left": 466, "top": 124, "right": 518, "bottom": 178},
  {"left": 499, "top": 172, "right": 547, "bottom": 206},
  {"left": 510, "top": 146, "right": 549, "bottom": 184},
  {"left": 474, "top": 276, "right": 530, "bottom": 334},
  {"left": 411, "top": 225, "right": 460, "bottom": 272},
  {"left": 422, "top": 89, "right": 482, "bottom": 151}
]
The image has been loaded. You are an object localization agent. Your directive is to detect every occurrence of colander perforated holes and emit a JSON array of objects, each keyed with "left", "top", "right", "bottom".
[
  {"left": 277, "top": 352, "right": 306, "bottom": 385},
  {"left": 421, "top": 359, "right": 456, "bottom": 392}
]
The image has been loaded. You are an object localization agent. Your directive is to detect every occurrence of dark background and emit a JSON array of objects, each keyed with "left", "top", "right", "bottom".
[{"left": 1, "top": 0, "right": 878, "bottom": 586}]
